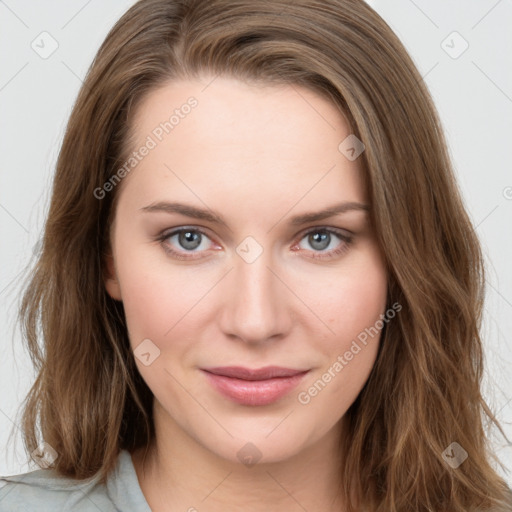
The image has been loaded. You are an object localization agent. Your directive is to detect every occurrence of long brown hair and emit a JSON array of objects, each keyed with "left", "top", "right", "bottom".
[{"left": 14, "top": 0, "right": 511, "bottom": 510}]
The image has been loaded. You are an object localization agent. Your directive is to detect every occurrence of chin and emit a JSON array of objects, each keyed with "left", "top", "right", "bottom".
[{"left": 197, "top": 420, "right": 314, "bottom": 467}]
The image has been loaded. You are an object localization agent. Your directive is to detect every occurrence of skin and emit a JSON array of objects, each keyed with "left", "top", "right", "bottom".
[{"left": 104, "top": 75, "right": 388, "bottom": 511}]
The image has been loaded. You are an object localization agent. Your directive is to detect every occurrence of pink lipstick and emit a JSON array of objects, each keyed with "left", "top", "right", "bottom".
[{"left": 201, "top": 366, "right": 309, "bottom": 406}]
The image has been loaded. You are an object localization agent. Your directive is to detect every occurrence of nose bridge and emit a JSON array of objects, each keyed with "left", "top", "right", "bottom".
[
  {"left": 219, "top": 241, "right": 289, "bottom": 343},
  {"left": 237, "top": 251, "right": 274, "bottom": 302}
]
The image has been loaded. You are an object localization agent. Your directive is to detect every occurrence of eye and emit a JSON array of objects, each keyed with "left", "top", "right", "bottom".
[
  {"left": 157, "top": 227, "right": 218, "bottom": 260},
  {"left": 157, "top": 226, "right": 353, "bottom": 261},
  {"left": 293, "top": 227, "right": 353, "bottom": 260}
]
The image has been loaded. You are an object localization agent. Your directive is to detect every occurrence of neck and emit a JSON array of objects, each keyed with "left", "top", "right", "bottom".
[{"left": 132, "top": 400, "right": 350, "bottom": 512}]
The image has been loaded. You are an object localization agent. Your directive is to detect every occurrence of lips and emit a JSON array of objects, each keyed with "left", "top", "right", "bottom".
[
  {"left": 201, "top": 366, "right": 309, "bottom": 406},
  {"left": 204, "top": 366, "right": 307, "bottom": 380}
]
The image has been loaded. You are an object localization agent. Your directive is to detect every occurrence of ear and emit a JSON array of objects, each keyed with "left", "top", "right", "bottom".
[{"left": 104, "top": 252, "right": 122, "bottom": 301}]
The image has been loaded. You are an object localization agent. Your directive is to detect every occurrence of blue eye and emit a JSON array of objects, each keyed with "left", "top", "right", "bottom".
[
  {"left": 306, "top": 231, "right": 332, "bottom": 250},
  {"left": 295, "top": 228, "right": 353, "bottom": 260},
  {"left": 160, "top": 228, "right": 213, "bottom": 258},
  {"left": 174, "top": 230, "right": 204, "bottom": 251},
  {"left": 157, "top": 226, "right": 353, "bottom": 261}
]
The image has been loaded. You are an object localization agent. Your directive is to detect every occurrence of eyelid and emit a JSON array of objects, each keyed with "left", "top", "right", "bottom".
[
  {"left": 295, "top": 225, "right": 353, "bottom": 240},
  {"left": 159, "top": 225, "right": 213, "bottom": 240},
  {"left": 157, "top": 225, "right": 353, "bottom": 260},
  {"left": 290, "top": 226, "right": 353, "bottom": 259},
  {"left": 157, "top": 226, "right": 219, "bottom": 260}
]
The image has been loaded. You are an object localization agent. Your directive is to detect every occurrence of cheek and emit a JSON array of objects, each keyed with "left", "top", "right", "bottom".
[
  {"left": 295, "top": 246, "right": 387, "bottom": 406},
  {"left": 115, "top": 253, "right": 206, "bottom": 409},
  {"left": 303, "top": 248, "right": 388, "bottom": 354},
  {"left": 114, "top": 246, "right": 203, "bottom": 350}
]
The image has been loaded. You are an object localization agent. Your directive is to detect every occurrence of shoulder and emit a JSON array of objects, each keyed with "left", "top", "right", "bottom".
[
  {"left": 0, "top": 466, "right": 114, "bottom": 512},
  {"left": 0, "top": 450, "right": 150, "bottom": 512}
]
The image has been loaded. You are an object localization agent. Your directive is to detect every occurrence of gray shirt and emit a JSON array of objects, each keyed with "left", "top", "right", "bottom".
[
  {"left": 1, "top": 451, "right": 511, "bottom": 511},
  {"left": 0, "top": 450, "right": 152, "bottom": 511}
]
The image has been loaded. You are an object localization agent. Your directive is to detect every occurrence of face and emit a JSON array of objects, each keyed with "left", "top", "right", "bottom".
[{"left": 105, "top": 75, "right": 388, "bottom": 465}]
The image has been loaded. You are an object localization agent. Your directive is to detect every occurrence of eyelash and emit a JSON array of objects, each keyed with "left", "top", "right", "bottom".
[{"left": 156, "top": 226, "right": 353, "bottom": 261}]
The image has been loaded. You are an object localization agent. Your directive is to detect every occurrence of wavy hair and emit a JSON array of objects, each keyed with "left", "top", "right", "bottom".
[{"left": 15, "top": 0, "right": 511, "bottom": 510}]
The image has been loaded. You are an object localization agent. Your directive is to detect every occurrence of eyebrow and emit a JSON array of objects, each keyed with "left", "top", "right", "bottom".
[{"left": 140, "top": 200, "right": 369, "bottom": 226}]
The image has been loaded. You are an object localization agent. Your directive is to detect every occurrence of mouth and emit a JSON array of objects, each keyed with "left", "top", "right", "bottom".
[{"left": 201, "top": 366, "right": 310, "bottom": 406}]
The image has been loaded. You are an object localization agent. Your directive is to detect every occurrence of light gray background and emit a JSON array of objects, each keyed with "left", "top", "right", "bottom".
[{"left": 1, "top": 0, "right": 511, "bottom": 486}]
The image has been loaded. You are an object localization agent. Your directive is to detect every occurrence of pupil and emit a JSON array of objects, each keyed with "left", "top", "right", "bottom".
[
  {"left": 310, "top": 231, "right": 330, "bottom": 250},
  {"left": 180, "top": 231, "right": 201, "bottom": 250}
]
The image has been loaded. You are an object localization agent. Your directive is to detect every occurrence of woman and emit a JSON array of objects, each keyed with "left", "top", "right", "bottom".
[{"left": 1, "top": 0, "right": 510, "bottom": 510}]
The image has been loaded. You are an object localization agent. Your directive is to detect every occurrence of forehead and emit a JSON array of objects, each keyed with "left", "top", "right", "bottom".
[
  {"left": 117, "top": 76, "right": 367, "bottom": 218},
  {"left": 131, "top": 75, "right": 352, "bottom": 153}
]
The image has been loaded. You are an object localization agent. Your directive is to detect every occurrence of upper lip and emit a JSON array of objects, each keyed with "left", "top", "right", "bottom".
[{"left": 202, "top": 366, "right": 308, "bottom": 381}]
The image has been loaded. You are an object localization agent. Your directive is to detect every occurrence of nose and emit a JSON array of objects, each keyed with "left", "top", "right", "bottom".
[{"left": 218, "top": 247, "right": 292, "bottom": 345}]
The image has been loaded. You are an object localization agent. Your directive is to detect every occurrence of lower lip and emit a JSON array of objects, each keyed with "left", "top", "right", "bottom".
[{"left": 202, "top": 370, "right": 309, "bottom": 406}]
